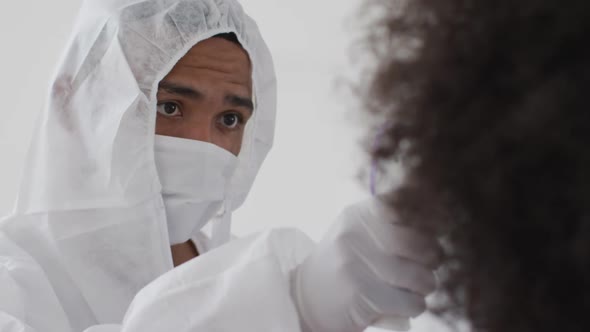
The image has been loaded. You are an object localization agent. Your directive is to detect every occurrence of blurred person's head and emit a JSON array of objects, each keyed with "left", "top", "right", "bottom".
[{"left": 361, "top": 1, "right": 590, "bottom": 331}]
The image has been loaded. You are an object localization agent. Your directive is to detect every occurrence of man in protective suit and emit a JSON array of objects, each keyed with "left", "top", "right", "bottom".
[{"left": 0, "top": 0, "right": 439, "bottom": 331}]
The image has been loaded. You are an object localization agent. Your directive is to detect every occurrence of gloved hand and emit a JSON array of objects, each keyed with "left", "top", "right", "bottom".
[{"left": 291, "top": 199, "right": 440, "bottom": 332}]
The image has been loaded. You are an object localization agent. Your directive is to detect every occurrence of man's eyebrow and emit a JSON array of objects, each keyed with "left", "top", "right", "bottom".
[
  {"left": 160, "top": 80, "right": 254, "bottom": 112},
  {"left": 225, "top": 94, "right": 254, "bottom": 113},
  {"left": 158, "top": 81, "right": 202, "bottom": 100}
]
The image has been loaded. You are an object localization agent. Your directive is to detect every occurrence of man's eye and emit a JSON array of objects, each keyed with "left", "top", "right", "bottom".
[
  {"left": 157, "top": 102, "right": 182, "bottom": 117},
  {"left": 219, "top": 113, "right": 243, "bottom": 129}
]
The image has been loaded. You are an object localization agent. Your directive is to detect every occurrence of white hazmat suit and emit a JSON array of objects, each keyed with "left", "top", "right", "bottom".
[{"left": 0, "top": 0, "right": 438, "bottom": 331}]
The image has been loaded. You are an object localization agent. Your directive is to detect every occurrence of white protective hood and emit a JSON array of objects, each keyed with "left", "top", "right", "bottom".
[
  {"left": 17, "top": 0, "right": 276, "bottom": 223},
  {"left": 0, "top": 0, "right": 276, "bottom": 328}
]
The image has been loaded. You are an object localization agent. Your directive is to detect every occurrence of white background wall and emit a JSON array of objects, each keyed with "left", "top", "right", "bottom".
[{"left": 0, "top": 1, "right": 448, "bottom": 331}]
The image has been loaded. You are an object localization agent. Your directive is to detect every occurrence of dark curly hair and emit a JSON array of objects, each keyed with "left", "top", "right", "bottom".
[{"left": 362, "top": 1, "right": 590, "bottom": 331}]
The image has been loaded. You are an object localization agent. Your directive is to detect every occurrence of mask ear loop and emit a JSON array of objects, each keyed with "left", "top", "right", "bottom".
[
  {"left": 209, "top": 84, "right": 256, "bottom": 249},
  {"left": 210, "top": 192, "right": 233, "bottom": 249},
  {"left": 210, "top": 159, "right": 241, "bottom": 248}
]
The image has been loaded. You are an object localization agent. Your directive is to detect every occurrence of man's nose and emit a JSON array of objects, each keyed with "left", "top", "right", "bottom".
[{"left": 184, "top": 121, "right": 214, "bottom": 143}]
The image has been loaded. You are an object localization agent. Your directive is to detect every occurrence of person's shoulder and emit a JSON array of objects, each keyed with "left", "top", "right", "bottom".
[
  {"left": 0, "top": 215, "right": 38, "bottom": 262},
  {"left": 0, "top": 214, "right": 51, "bottom": 274},
  {"left": 0, "top": 212, "right": 14, "bottom": 226},
  {"left": 251, "top": 228, "right": 317, "bottom": 272},
  {"left": 0, "top": 214, "right": 73, "bottom": 331}
]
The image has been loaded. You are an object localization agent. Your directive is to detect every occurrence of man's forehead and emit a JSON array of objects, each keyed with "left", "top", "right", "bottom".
[
  {"left": 181, "top": 37, "right": 251, "bottom": 69},
  {"left": 168, "top": 37, "right": 252, "bottom": 85}
]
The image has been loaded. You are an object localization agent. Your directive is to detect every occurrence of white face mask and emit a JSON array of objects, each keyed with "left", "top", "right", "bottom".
[{"left": 154, "top": 135, "right": 238, "bottom": 245}]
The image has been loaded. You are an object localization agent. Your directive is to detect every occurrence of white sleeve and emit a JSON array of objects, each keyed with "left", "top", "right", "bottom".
[
  {"left": 121, "top": 228, "right": 316, "bottom": 332},
  {"left": 0, "top": 232, "right": 73, "bottom": 332},
  {"left": 0, "top": 228, "right": 123, "bottom": 332},
  {"left": 1, "top": 228, "right": 316, "bottom": 332},
  {"left": 0, "top": 311, "right": 37, "bottom": 332}
]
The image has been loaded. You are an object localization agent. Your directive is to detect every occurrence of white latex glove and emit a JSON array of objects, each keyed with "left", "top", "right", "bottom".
[{"left": 291, "top": 199, "right": 440, "bottom": 332}]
